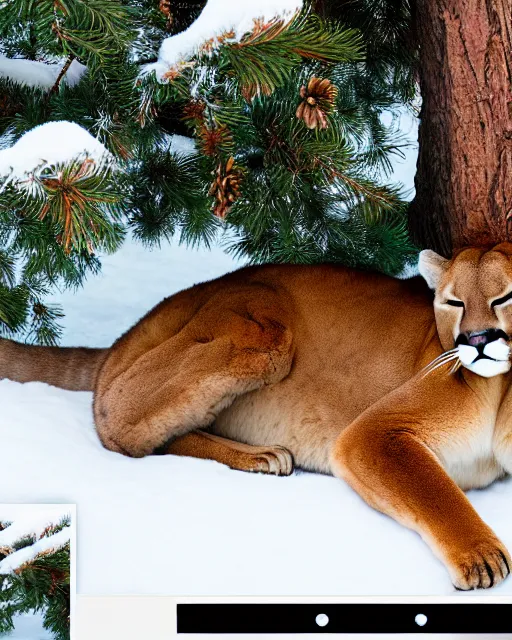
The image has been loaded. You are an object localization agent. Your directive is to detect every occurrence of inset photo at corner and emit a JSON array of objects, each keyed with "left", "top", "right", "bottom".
[{"left": 0, "top": 505, "right": 75, "bottom": 640}]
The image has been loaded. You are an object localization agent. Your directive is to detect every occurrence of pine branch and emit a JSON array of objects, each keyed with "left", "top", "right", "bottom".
[
  {"left": 0, "top": 520, "right": 70, "bottom": 640},
  {"left": 0, "top": 0, "right": 418, "bottom": 340},
  {"left": 222, "top": 12, "right": 363, "bottom": 98},
  {"left": 47, "top": 55, "right": 76, "bottom": 98}
]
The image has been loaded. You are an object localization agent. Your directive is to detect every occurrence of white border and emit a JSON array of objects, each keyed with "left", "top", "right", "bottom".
[{"left": 76, "top": 595, "right": 512, "bottom": 639}]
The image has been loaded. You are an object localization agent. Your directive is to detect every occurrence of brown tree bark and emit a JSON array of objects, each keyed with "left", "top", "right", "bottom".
[{"left": 408, "top": 0, "right": 512, "bottom": 256}]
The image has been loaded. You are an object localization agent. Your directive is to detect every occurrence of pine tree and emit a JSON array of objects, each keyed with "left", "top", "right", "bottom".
[
  {"left": 0, "top": 0, "right": 417, "bottom": 344},
  {"left": 0, "top": 516, "right": 71, "bottom": 640}
]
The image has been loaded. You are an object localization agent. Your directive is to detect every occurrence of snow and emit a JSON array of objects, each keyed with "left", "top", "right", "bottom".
[
  {"left": 387, "top": 108, "right": 420, "bottom": 279},
  {"left": 3, "top": 366, "right": 512, "bottom": 596},
  {"left": 397, "top": 260, "right": 420, "bottom": 279},
  {"left": 46, "top": 237, "right": 240, "bottom": 347},
  {"left": 0, "top": 505, "right": 70, "bottom": 549},
  {"left": 0, "top": 121, "right": 112, "bottom": 185},
  {"left": 0, "top": 529, "right": 70, "bottom": 574},
  {"left": 381, "top": 107, "right": 418, "bottom": 200},
  {"left": 0, "top": 56, "right": 86, "bottom": 90},
  {"left": 5, "top": 614, "right": 51, "bottom": 640},
  {"left": 168, "top": 134, "right": 196, "bottom": 156},
  {"left": 143, "top": 0, "right": 302, "bottom": 81}
]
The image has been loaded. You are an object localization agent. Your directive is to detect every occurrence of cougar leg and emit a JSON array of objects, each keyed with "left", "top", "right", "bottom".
[
  {"left": 94, "top": 289, "right": 293, "bottom": 458},
  {"left": 163, "top": 430, "right": 294, "bottom": 476},
  {"left": 331, "top": 372, "right": 511, "bottom": 590}
]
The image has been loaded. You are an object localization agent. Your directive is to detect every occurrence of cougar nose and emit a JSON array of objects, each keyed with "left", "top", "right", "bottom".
[{"left": 456, "top": 329, "right": 509, "bottom": 347}]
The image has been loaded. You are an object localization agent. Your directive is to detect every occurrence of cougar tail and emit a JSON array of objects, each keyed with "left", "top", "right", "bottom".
[{"left": 0, "top": 337, "right": 108, "bottom": 391}]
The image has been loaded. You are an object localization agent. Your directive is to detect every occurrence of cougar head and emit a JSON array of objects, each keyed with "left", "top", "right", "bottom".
[{"left": 419, "top": 243, "right": 512, "bottom": 378}]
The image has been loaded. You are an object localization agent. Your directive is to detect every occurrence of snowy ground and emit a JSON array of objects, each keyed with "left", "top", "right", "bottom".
[
  {"left": 8, "top": 115, "right": 511, "bottom": 597},
  {"left": 3, "top": 357, "right": 512, "bottom": 596},
  {"left": 6, "top": 614, "right": 50, "bottom": 640}
]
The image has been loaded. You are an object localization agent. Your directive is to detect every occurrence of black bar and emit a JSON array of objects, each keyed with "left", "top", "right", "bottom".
[{"left": 177, "top": 603, "right": 512, "bottom": 634}]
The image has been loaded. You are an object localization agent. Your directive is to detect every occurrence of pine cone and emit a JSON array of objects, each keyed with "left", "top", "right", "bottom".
[
  {"left": 159, "top": 0, "right": 171, "bottom": 15},
  {"left": 183, "top": 99, "right": 206, "bottom": 123},
  {"left": 161, "top": 66, "right": 181, "bottom": 82},
  {"left": 0, "top": 94, "right": 20, "bottom": 119},
  {"left": 296, "top": 77, "right": 337, "bottom": 130},
  {"left": 159, "top": 0, "right": 173, "bottom": 27},
  {"left": 199, "top": 123, "right": 232, "bottom": 156},
  {"left": 209, "top": 157, "right": 244, "bottom": 219}
]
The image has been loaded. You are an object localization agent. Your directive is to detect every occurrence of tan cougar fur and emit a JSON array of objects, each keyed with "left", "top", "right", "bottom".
[{"left": 4, "top": 242, "right": 512, "bottom": 590}]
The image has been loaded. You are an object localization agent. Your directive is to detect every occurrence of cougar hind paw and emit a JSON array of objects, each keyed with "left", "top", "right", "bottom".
[{"left": 251, "top": 445, "right": 294, "bottom": 476}]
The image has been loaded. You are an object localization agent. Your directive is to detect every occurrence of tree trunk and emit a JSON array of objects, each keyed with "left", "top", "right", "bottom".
[{"left": 409, "top": 0, "right": 512, "bottom": 256}]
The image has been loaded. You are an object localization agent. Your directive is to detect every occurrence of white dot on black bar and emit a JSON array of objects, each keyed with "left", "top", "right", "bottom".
[
  {"left": 315, "top": 613, "right": 329, "bottom": 627},
  {"left": 415, "top": 613, "right": 428, "bottom": 627}
]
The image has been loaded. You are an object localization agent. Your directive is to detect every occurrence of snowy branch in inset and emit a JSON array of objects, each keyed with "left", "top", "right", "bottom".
[
  {"left": 0, "top": 509, "right": 69, "bottom": 550},
  {"left": 0, "top": 511, "right": 71, "bottom": 638},
  {"left": 0, "top": 528, "right": 70, "bottom": 575}
]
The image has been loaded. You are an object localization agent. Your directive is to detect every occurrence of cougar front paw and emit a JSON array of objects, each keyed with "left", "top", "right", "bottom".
[
  {"left": 253, "top": 446, "right": 294, "bottom": 476},
  {"left": 447, "top": 538, "right": 511, "bottom": 590}
]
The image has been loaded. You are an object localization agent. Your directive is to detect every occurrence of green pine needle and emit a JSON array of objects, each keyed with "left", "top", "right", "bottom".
[{"left": 0, "top": 0, "right": 419, "bottom": 343}]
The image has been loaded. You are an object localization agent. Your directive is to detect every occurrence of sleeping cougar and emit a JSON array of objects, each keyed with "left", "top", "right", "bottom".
[{"left": 3, "top": 243, "right": 512, "bottom": 590}]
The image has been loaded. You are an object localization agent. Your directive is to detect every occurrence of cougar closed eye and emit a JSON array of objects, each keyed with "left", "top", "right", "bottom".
[
  {"left": 446, "top": 299, "right": 464, "bottom": 307},
  {"left": 491, "top": 291, "right": 512, "bottom": 308}
]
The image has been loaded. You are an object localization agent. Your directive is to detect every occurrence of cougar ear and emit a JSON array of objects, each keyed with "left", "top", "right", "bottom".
[{"left": 418, "top": 249, "right": 449, "bottom": 290}]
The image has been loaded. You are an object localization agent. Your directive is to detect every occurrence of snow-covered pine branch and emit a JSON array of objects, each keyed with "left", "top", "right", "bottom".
[
  {"left": 0, "top": 507, "right": 71, "bottom": 639},
  {"left": 0, "top": 121, "right": 123, "bottom": 258},
  {"left": 0, "top": 506, "right": 71, "bottom": 573},
  {"left": 143, "top": 0, "right": 303, "bottom": 81},
  {"left": 0, "top": 121, "right": 114, "bottom": 187},
  {"left": 0, "top": 508, "right": 69, "bottom": 552},
  {"left": 0, "top": 56, "right": 86, "bottom": 90},
  {"left": 0, "top": 529, "right": 70, "bottom": 575}
]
